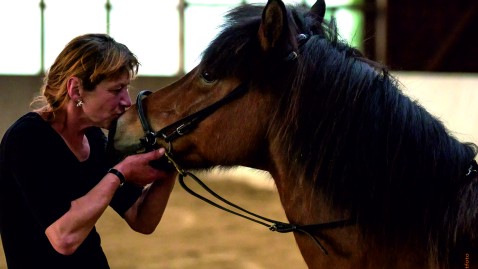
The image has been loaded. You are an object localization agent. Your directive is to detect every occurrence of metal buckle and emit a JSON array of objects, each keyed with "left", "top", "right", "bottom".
[
  {"left": 176, "top": 123, "right": 189, "bottom": 136},
  {"left": 140, "top": 132, "right": 158, "bottom": 152},
  {"left": 145, "top": 132, "right": 157, "bottom": 145},
  {"left": 465, "top": 160, "right": 478, "bottom": 177}
]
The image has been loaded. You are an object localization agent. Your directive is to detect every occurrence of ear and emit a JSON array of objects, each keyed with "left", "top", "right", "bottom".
[
  {"left": 309, "top": 0, "right": 326, "bottom": 22},
  {"left": 67, "top": 76, "right": 82, "bottom": 100},
  {"left": 258, "top": 0, "right": 293, "bottom": 53}
]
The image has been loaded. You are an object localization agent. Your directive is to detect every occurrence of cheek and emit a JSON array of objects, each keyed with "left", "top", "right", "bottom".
[
  {"left": 85, "top": 100, "right": 115, "bottom": 117},
  {"left": 96, "top": 99, "right": 117, "bottom": 110},
  {"left": 106, "top": 100, "right": 118, "bottom": 110}
]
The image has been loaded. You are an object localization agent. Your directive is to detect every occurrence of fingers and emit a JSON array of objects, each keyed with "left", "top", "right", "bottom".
[
  {"left": 142, "top": 148, "right": 166, "bottom": 161},
  {"left": 156, "top": 148, "right": 166, "bottom": 157},
  {"left": 116, "top": 148, "right": 171, "bottom": 186}
]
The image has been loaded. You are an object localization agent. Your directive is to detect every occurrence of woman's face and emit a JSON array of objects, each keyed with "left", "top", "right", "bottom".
[{"left": 80, "top": 72, "right": 132, "bottom": 129}]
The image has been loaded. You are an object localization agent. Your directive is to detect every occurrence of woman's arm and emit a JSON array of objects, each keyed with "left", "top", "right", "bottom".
[
  {"left": 44, "top": 149, "right": 169, "bottom": 255},
  {"left": 44, "top": 173, "right": 120, "bottom": 255},
  {"left": 122, "top": 170, "right": 176, "bottom": 234}
]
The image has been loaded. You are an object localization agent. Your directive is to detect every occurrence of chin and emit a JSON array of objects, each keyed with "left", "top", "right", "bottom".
[{"left": 100, "top": 119, "right": 115, "bottom": 130}]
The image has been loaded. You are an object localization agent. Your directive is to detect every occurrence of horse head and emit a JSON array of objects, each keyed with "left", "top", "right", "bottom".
[{"left": 110, "top": 0, "right": 311, "bottom": 171}]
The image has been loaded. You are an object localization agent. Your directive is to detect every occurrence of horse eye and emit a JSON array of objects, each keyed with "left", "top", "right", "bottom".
[{"left": 201, "top": 71, "right": 216, "bottom": 83}]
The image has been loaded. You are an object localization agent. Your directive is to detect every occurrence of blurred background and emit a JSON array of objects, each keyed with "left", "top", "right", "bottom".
[
  {"left": 1, "top": 0, "right": 477, "bottom": 268},
  {"left": 1, "top": 0, "right": 477, "bottom": 139}
]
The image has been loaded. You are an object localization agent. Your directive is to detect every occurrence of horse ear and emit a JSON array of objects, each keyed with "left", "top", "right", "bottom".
[
  {"left": 258, "top": 0, "right": 292, "bottom": 53},
  {"left": 310, "top": 0, "right": 326, "bottom": 21}
]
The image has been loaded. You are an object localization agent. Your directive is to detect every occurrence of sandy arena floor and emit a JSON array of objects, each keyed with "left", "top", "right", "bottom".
[{"left": 0, "top": 169, "right": 307, "bottom": 269}]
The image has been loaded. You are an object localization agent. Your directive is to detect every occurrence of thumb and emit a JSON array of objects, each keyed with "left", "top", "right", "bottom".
[{"left": 147, "top": 148, "right": 166, "bottom": 161}]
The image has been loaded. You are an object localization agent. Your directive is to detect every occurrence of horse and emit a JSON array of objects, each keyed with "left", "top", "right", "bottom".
[{"left": 108, "top": 0, "right": 478, "bottom": 268}]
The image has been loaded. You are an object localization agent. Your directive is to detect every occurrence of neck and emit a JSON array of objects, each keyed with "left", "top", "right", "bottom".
[{"left": 46, "top": 105, "right": 91, "bottom": 161}]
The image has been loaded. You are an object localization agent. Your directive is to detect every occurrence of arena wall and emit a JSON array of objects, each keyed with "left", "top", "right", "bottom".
[{"left": 1, "top": 73, "right": 477, "bottom": 145}]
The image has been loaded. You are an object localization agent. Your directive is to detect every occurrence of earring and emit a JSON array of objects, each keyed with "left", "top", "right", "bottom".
[{"left": 76, "top": 99, "right": 84, "bottom": 107}]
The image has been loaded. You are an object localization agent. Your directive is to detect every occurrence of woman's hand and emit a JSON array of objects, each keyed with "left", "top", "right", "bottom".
[{"left": 113, "top": 148, "right": 172, "bottom": 186}]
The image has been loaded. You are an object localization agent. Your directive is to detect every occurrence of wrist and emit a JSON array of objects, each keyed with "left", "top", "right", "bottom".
[{"left": 108, "top": 168, "right": 126, "bottom": 187}]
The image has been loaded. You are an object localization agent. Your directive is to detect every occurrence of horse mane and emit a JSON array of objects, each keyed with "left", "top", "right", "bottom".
[{"left": 201, "top": 3, "right": 478, "bottom": 265}]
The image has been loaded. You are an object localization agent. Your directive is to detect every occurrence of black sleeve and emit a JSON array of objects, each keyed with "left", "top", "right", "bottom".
[
  {"left": 110, "top": 182, "right": 144, "bottom": 216},
  {"left": 85, "top": 128, "right": 144, "bottom": 217},
  {"left": 3, "top": 117, "right": 72, "bottom": 229}
]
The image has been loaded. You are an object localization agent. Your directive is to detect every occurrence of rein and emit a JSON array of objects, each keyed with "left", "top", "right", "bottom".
[
  {"left": 134, "top": 84, "right": 355, "bottom": 255},
  {"left": 176, "top": 168, "right": 355, "bottom": 255}
]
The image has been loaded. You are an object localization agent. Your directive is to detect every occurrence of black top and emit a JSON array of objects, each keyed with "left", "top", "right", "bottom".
[{"left": 0, "top": 112, "right": 143, "bottom": 269}]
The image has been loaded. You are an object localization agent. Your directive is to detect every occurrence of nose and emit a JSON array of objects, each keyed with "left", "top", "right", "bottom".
[{"left": 121, "top": 90, "right": 133, "bottom": 108}]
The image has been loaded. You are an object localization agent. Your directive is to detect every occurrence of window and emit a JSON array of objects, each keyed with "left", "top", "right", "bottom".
[
  {"left": 323, "top": 0, "right": 364, "bottom": 50},
  {"left": 43, "top": 0, "right": 106, "bottom": 70},
  {"left": 109, "top": 0, "right": 180, "bottom": 76},
  {"left": 184, "top": 2, "right": 237, "bottom": 71},
  {"left": 0, "top": 1, "right": 40, "bottom": 74},
  {"left": 0, "top": 0, "right": 364, "bottom": 76}
]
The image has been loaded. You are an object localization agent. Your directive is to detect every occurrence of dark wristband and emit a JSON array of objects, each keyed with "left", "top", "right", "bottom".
[{"left": 108, "top": 168, "right": 126, "bottom": 187}]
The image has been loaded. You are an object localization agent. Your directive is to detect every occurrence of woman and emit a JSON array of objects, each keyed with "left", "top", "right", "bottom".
[{"left": 0, "top": 34, "right": 176, "bottom": 268}]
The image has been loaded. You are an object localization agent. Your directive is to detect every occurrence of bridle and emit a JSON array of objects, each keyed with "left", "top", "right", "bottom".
[
  {"left": 134, "top": 34, "right": 355, "bottom": 255},
  {"left": 136, "top": 83, "right": 249, "bottom": 152},
  {"left": 135, "top": 83, "right": 355, "bottom": 255}
]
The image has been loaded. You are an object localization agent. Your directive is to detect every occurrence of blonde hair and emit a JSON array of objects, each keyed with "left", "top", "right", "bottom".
[{"left": 32, "top": 33, "right": 139, "bottom": 121}]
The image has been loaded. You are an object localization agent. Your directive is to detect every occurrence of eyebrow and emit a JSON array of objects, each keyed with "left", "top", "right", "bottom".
[{"left": 109, "top": 82, "right": 129, "bottom": 88}]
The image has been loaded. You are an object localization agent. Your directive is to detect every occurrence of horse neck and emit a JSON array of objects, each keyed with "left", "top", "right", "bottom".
[
  {"left": 268, "top": 163, "right": 346, "bottom": 226},
  {"left": 271, "top": 168, "right": 435, "bottom": 268},
  {"left": 270, "top": 168, "right": 359, "bottom": 267}
]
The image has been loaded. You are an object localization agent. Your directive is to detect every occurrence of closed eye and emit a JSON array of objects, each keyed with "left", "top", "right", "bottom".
[{"left": 110, "top": 85, "right": 128, "bottom": 94}]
